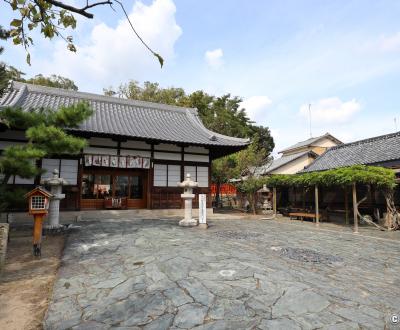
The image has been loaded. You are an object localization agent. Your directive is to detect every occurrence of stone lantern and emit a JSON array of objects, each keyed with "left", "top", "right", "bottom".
[
  {"left": 42, "top": 169, "right": 68, "bottom": 229},
  {"left": 178, "top": 173, "right": 198, "bottom": 227}
]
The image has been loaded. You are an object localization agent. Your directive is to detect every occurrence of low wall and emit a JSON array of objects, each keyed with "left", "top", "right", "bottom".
[
  {"left": 0, "top": 208, "right": 214, "bottom": 225},
  {"left": 0, "top": 223, "right": 9, "bottom": 272}
]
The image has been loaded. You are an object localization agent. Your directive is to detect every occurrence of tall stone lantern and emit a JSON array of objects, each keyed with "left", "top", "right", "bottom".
[
  {"left": 178, "top": 173, "right": 198, "bottom": 227},
  {"left": 42, "top": 169, "right": 67, "bottom": 229}
]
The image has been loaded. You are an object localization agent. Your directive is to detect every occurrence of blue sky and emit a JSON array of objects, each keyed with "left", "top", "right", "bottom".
[{"left": 2, "top": 0, "right": 400, "bottom": 154}]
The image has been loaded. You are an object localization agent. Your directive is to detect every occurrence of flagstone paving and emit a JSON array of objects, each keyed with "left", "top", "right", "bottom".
[{"left": 44, "top": 219, "right": 400, "bottom": 329}]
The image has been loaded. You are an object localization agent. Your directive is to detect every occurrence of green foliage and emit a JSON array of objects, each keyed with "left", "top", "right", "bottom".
[
  {"left": 0, "top": 103, "right": 93, "bottom": 211},
  {"left": 6, "top": 0, "right": 77, "bottom": 63},
  {"left": 25, "top": 74, "right": 78, "bottom": 90},
  {"left": 266, "top": 165, "right": 396, "bottom": 190},
  {"left": 0, "top": 145, "right": 46, "bottom": 185},
  {"left": 26, "top": 124, "right": 87, "bottom": 154}
]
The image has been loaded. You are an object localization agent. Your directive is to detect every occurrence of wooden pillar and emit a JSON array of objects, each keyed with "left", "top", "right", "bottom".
[
  {"left": 315, "top": 185, "right": 319, "bottom": 226},
  {"left": 344, "top": 187, "right": 349, "bottom": 225},
  {"left": 352, "top": 183, "right": 358, "bottom": 233},
  {"left": 273, "top": 187, "right": 277, "bottom": 215}
]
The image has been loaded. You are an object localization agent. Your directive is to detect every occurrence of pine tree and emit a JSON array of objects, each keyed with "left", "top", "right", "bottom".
[{"left": 0, "top": 103, "right": 93, "bottom": 211}]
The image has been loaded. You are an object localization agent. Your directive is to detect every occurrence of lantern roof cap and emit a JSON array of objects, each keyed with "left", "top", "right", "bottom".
[{"left": 24, "top": 186, "right": 53, "bottom": 199}]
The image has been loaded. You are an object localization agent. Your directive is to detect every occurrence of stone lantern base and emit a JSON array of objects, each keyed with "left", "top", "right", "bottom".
[{"left": 179, "top": 218, "right": 198, "bottom": 227}]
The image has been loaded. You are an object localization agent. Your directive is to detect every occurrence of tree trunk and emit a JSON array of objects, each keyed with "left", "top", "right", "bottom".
[
  {"left": 383, "top": 190, "right": 400, "bottom": 230},
  {"left": 251, "top": 193, "right": 257, "bottom": 215}
]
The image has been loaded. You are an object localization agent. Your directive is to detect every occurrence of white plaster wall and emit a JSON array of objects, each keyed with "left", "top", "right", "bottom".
[
  {"left": 168, "top": 165, "right": 181, "bottom": 187},
  {"left": 184, "top": 146, "right": 209, "bottom": 154},
  {"left": 120, "top": 149, "right": 151, "bottom": 157},
  {"left": 154, "top": 164, "right": 167, "bottom": 186},
  {"left": 88, "top": 137, "right": 118, "bottom": 147},
  {"left": 316, "top": 137, "right": 338, "bottom": 148},
  {"left": 154, "top": 143, "right": 181, "bottom": 152},
  {"left": 184, "top": 154, "right": 209, "bottom": 163},
  {"left": 154, "top": 151, "right": 181, "bottom": 161},
  {"left": 0, "top": 140, "right": 26, "bottom": 150},
  {"left": 269, "top": 155, "right": 310, "bottom": 174},
  {"left": 83, "top": 147, "right": 118, "bottom": 155},
  {"left": 197, "top": 166, "right": 209, "bottom": 187},
  {"left": 121, "top": 140, "right": 151, "bottom": 149}
]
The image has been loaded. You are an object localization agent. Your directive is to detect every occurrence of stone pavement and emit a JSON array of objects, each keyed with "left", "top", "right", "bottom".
[{"left": 44, "top": 219, "right": 400, "bottom": 329}]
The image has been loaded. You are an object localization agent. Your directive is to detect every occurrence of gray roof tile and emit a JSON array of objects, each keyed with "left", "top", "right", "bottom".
[
  {"left": 279, "top": 133, "right": 342, "bottom": 153},
  {"left": 302, "top": 132, "right": 400, "bottom": 172},
  {"left": 255, "top": 150, "right": 315, "bottom": 175},
  {"left": 0, "top": 82, "right": 249, "bottom": 148}
]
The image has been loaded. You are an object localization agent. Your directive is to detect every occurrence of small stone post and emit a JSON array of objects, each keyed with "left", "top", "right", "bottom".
[
  {"left": 0, "top": 223, "right": 9, "bottom": 273},
  {"left": 178, "top": 174, "right": 198, "bottom": 227},
  {"left": 42, "top": 169, "right": 67, "bottom": 229},
  {"left": 198, "top": 194, "right": 208, "bottom": 229}
]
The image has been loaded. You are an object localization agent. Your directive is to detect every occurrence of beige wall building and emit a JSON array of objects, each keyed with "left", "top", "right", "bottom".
[{"left": 257, "top": 133, "right": 342, "bottom": 176}]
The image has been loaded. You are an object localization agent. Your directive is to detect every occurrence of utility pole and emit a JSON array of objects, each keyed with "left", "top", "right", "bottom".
[
  {"left": 395, "top": 117, "right": 398, "bottom": 132},
  {"left": 309, "top": 103, "right": 312, "bottom": 138}
]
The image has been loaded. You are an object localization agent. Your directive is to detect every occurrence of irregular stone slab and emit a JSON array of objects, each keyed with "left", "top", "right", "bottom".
[
  {"left": 143, "top": 313, "right": 174, "bottom": 330},
  {"left": 107, "top": 276, "right": 146, "bottom": 300},
  {"left": 44, "top": 297, "right": 82, "bottom": 330},
  {"left": 177, "top": 278, "right": 214, "bottom": 306},
  {"left": 164, "top": 287, "right": 193, "bottom": 306},
  {"left": 158, "top": 256, "right": 193, "bottom": 281},
  {"left": 173, "top": 303, "right": 208, "bottom": 328},
  {"left": 208, "top": 298, "right": 250, "bottom": 320},
  {"left": 259, "top": 318, "right": 301, "bottom": 330},
  {"left": 332, "top": 307, "right": 385, "bottom": 329},
  {"left": 92, "top": 275, "right": 127, "bottom": 289},
  {"left": 273, "top": 290, "right": 330, "bottom": 317}
]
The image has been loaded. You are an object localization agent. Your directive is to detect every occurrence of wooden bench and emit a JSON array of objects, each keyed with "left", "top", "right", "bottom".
[{"left": 289, "top": 212, "right": 317, "bottom": 221}]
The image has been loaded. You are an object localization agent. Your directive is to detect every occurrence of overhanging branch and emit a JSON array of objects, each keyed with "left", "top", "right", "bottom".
[{"left": 42, "top": 0, "right": 113, "bottom": 19}]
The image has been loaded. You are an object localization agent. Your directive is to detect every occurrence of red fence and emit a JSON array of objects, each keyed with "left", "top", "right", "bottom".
[{"left": 211, "top": 183, "right": 237, "bottom": 196}]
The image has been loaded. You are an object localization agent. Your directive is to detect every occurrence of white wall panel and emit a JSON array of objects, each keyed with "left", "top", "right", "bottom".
[
  {"left": 197, "top": 166, "right": 209, "bottom": 187},
  {"left": 168, "top": 165, "right": 181, "bottom": 187},
  {"left": 154, "top": 164, "right": 167, "bottom": 187},
  {"left": 154, "top": 151, "right": 181, "bottom": 161},
  {"left": 120, "top": 149, "right": 151, "bottom": 157},
  {"left": 154, "top": 143, "right": 181, "bottom": 152},
  {"left": 83, "top": 147, "right": 118, "bottom": 155},
  {"left": 88, "top": 137, "right": 117, "bottom": 147},
  {"left": 0, "top": 141, "right": 26, "bottom": 150},
  {"left": 184, "top": 146, "right": 209, "bottom": 154},
  {"left": 60, "top": 159, "right": 78, "bottom": 185},
  {"left": 184, "top": 154, "right": 209, "bottom": 162},
  {"left": 14, "top": 176, "right": 34, "bottom": 184},
  {"left": 184, "top": 166, "right": 196, "bottom": 180},
  {"left": 121, "top": 140, "right": 151, "bottom": 149},
  {"left": 41, "top": 159, "right": 60, "bottom": 180}
]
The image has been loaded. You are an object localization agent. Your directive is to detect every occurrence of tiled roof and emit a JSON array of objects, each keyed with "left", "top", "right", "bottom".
[
  {"left": 279, "top": 133, "right": 342, "bottom": 154},
  {"left": 255, "top": 150, "right": 315, "bottom": 175},
  {"left": 0, "top": 82, "right": 250, "bottom": 148},
  {"left": 302, "top": 132, "right": 400, "bottom": 172}
]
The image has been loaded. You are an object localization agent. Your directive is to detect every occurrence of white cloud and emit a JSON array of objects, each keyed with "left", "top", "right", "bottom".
[
  {"left": 33, "top": 0, "right": 182, "bottom": 92},
  {"left": 240, "top": 95, "right": 272, "bottom": 121},
  {"left": 204, "top": 48, "right": 224, "bottom": 69},
  {"left": 299, "top": 97, "right": 361, "bottom": 123},
  {"left": 378, "top": 32, "right": 400, "bottom": 52}
]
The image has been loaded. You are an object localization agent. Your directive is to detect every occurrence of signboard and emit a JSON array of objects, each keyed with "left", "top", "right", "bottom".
[
  {"left": 199, "top": 194, "right": 207, "bottom": 224},
  {"left": 84, "top": 154, "right": 150, "bottom": 169}
]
